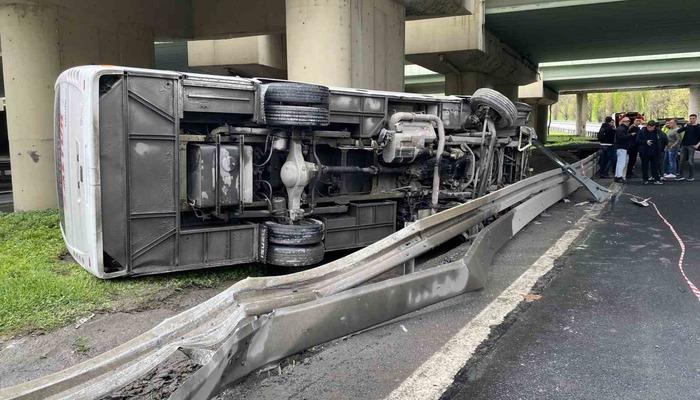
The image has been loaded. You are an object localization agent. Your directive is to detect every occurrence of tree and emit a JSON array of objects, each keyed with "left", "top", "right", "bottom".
[{"left": 549, "top": 89, "right": 689, "bottom": 122}]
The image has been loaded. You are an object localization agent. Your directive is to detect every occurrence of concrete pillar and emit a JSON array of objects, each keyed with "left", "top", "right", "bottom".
[
  {"left": 0, "top": 3, "right": 61, "bottom": 210},
  {"left": 519, "top": 81, "right": 557, "bottom": 143},
  {"left": 0, "top": 2, "right": 155, "bottom": 211},
  {"left": 446, "top": 72, "right": 518, "bottom": 100},
  {"left": 445, "top": 72, "right": 488, "bottom": 95},
  {"left": 576, "top": 92, "right": 588, "bottom": 137},
  {"left": 532, "top": 104, "right": 549, "bottom": 143},
  {"left": 493, "top": 84, "right": 518, "bottom": 101},
  {"left": 689, "top": 86, "right": 700, "bottom": 117},
  {"left": 285, "top": 0, "right": 405, "bottom": 91}
]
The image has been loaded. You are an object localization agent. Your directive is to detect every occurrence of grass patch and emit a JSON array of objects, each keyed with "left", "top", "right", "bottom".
[
  {"left": 0, "top": 210, "right": 256, "bottom": 338},
  {"left": 72, "top": 336, "right": 91, "bottom": 355},
  {"left": 546, "top": 135, "right": 594, "bottom": 147}
]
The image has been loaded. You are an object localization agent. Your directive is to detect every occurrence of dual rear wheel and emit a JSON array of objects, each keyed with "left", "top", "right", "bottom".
[
  {"left": 264, "top": 82, "right": 330, "bottom": 127},
  {"left": 264, "top": 218, "right": 325, "bottom": 267},
  {"left": 262, "top": 82, "right": 331, "bottom": 266}
]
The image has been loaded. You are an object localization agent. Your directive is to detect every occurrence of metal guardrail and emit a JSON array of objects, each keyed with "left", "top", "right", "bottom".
[
  {"left": 549, "top": 120, "right": 600, "bottom": 137},
  {"left": 0, "top": 153, "right": 601, "bottom": 400}
]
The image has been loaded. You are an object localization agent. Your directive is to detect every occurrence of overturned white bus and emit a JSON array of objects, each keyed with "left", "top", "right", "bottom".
[{"left": 55, "top": 66, "right": 533, "bottom": 278}]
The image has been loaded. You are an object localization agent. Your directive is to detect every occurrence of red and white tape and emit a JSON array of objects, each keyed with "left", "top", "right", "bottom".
[{"left": 650, "top": 201, "right": 700, "bottom": 302}]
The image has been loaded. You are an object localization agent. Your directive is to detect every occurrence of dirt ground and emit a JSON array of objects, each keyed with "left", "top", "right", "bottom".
[{"left": 0, "top": 283, "right": 232, "bottom": 389}]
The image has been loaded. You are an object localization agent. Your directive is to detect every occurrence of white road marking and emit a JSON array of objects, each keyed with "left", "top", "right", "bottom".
[{"left": 385, "top": 200, "right": 608, "bottom": 400}]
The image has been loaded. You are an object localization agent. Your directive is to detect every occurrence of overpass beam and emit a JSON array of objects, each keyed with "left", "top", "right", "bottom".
[
  {"left": 576, "top": 92, "right": 588, "bottom": 137},
  {"left": 690, "top": 86, "right": 700, "bottom": 117},
  {"left": 188, "top": 35, "right": 287, "bottom": 78},
  {"left": 285, "top": 0, "right": 405, "bottom": 91}
]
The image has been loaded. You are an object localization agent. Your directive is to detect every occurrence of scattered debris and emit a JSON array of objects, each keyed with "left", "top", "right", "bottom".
[
  {"left": 630, "top": 196, "right": 651, "bottom": 207},
  {"left": 101, "top": 353, "right": 198, "bottom": 399},
  {"left": 533, "top": 220, "right": 542, "bottom": 225},
  {"left": 400, "top": 325, "right": 408, "bottom": 333},
  {"left": 522, "top": 293, "right": 543, "bottom": 302},
  {"left": 258, "top": 363, "right": 280, "bottom": 374},
  {"left": 575, "top": 201, "right": 589, "bottom": 206},
  {"left": 562, "top": 198, "right": 571, "bottom": 203},
  {"left": 74, "top": 313, "right": 95, "bottom": 329},
  {"left": 541, "top": 212, "right": 551, "bottom": 217}
]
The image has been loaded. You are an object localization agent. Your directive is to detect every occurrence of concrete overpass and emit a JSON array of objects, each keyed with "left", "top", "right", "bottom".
[
  {"left": 540, "top": 53, "right": 700, "bottom": 94},
  {"left": 539, "top": 52, "right": 700, "bottom": 135},
  {"left": 403, "top": 0, "right": 700, "bottom": 139},
  {"left": 188, "top": 0, "right": 541, "bottom": 99},
  {"left": 485, "top": 0, "right": 700, "bottom": 62},
  {"left": 404, "top": 0, "right": 700, "bottom": 139},
  {"left": 405, "top": 54, "right": 700, "bottom": 140},
  {"left": 4, "top": 0, "right": 700, "bottom": 210},
  {"left": 0, "top": 0, "right": 475, "bottom": 210}
]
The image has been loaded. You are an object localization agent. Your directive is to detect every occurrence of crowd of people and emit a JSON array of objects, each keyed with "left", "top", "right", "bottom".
[{"left": 596, "top": 113, "right": 700, "bottom": 184}]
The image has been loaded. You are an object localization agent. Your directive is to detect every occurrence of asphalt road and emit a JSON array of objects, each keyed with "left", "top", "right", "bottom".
[
  {"left": 449, "top": 177, "right": 700, "bottom": 400},
  {"left": 217, "top": 189, "right": 599, "bottom": 400}
]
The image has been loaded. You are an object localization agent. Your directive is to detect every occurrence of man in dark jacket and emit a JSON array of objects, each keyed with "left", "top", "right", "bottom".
[
  {"left": 597, "top": 116, "right": 616, "bottom": 178},
  {"left": 677, "top": 113, "right": 700, "bottom": 181},
  {"left": 637, "top": 120, "right": 665, "bottom": 184},
  {"left": 626, "top": 118, "right": 643, "bottom": 178},
  {"left": 614, "top": 117, "right": 631, "bottom": 182}
]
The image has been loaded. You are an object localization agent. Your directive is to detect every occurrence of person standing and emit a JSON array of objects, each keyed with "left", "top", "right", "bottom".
[
  {"left": 597, "top": 116, "right": 616, "bottom": 178},
  {"left": 657, "top": 125, "right": 669, "bottom": 178},
  {"left": 677, "top": 113, "right": 700, "bottom": 181},
  {"left": 626, "top": 118, "right": 643, "bottom": 179},
  {"left": 663, "top": 119, "right": 681, "bottom": 179},
  {"left": 637, "top": 120, "right": 664, "bottom": 184},
  {"left": 614, "top": 117, "right": 632, "bottom": 182}
]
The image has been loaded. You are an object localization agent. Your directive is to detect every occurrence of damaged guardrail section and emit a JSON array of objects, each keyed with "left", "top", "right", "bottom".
[{"left": 0, "top": 153, "right": 602, "bottom": 400}]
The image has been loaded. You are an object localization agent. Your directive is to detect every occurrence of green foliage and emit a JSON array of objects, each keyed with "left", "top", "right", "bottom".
[
  {"left": 546, "top": 135, "right": 593, "bottom": 147},
  {"left": 552, "top": 89, "right": 690, "bottom": 122},
  {"left": 72, "top": 336, "right": 91, "bottom": 354},
  {"left": 0, "top": 210, "right": 255, "bottom": 338}
]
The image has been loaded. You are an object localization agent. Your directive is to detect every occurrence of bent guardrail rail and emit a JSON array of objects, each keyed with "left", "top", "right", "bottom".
[
  {"left": 0, "top": 153, "right": 599, "bottom": 400},
  {"left": 531, "top": 139, "right": 611, "bottom": 202}
]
